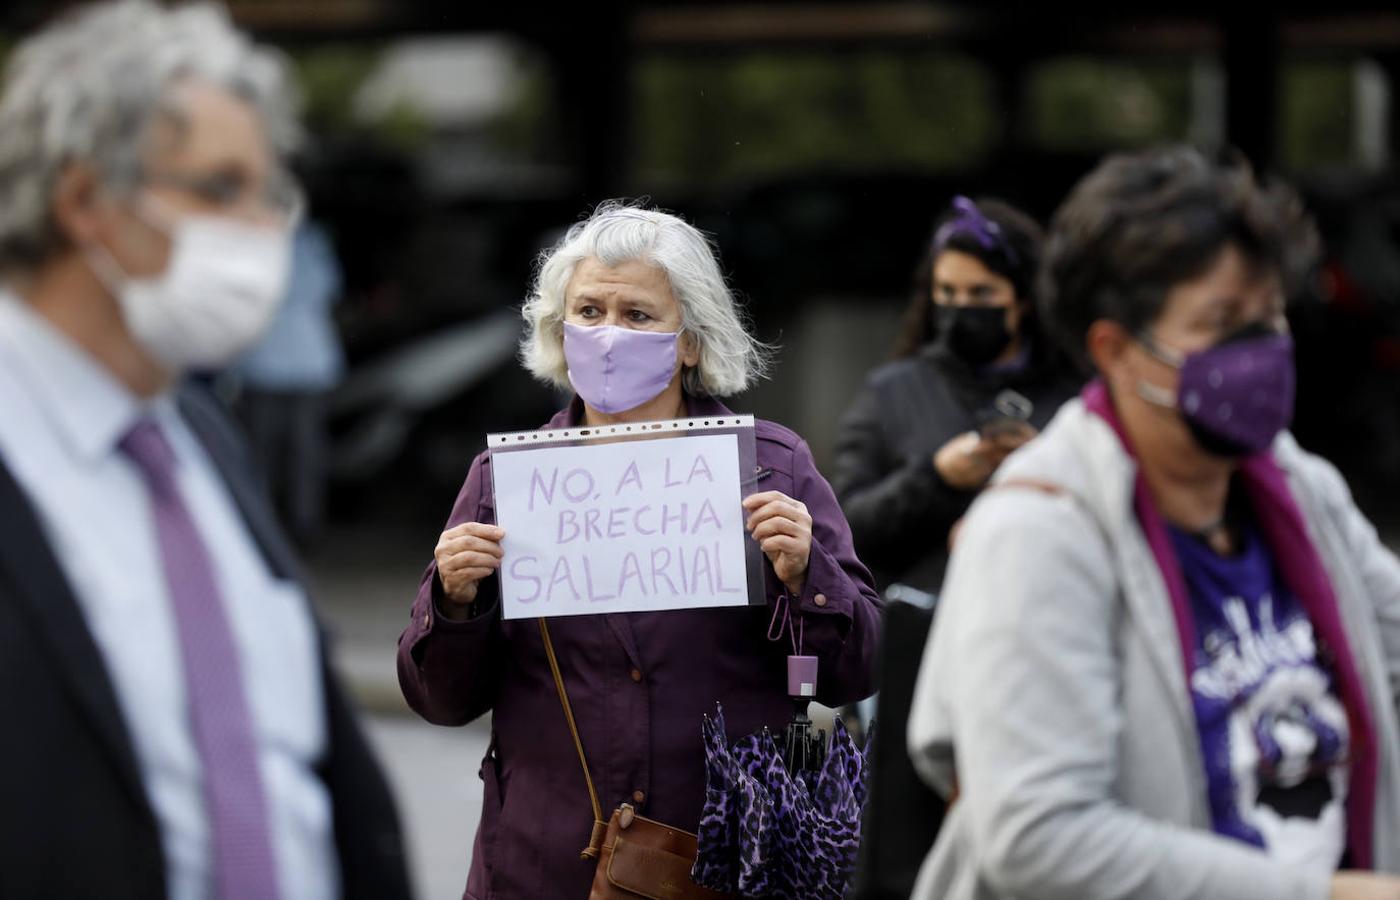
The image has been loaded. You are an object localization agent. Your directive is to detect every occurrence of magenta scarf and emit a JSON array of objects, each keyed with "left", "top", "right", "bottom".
[{"left": 1082, "top": 379, "right": 1377, "bottom": 869}]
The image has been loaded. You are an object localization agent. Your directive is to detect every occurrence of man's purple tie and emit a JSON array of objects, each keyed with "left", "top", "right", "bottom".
[{"left": 120, "top": 419, "right": 282, "bottom": 900}]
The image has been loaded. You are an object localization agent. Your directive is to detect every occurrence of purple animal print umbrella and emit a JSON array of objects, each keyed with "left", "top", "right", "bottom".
[{"left": 691, "top": 705, "right": 870, "bottom": 899}]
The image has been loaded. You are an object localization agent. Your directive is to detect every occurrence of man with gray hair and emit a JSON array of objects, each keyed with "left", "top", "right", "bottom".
[{"left": 0, "top": 3, "right": 409, "bottom": 899}]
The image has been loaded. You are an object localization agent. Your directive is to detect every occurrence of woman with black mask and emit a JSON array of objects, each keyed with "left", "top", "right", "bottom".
[{"left": 833, "top": 196, "right": 1082, "bottom": 594}]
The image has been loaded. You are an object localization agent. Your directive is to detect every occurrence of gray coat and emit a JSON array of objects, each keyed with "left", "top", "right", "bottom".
[{"left": 908, "top": 398, "right": 1400, "bottom": 900}]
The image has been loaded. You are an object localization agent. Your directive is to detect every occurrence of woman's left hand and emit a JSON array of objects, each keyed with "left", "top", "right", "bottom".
[{"left": 743, "top": 490, "right": 813, "bottom": 595}]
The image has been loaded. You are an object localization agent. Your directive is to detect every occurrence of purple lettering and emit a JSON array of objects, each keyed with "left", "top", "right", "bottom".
[
  {"left": 556, "top": 509, "right": 580, "bottom": 544},
  {"left": 691, "top": 498, "right": 722, "bottom": 534},
  {"left": 510, "top": 556, "right": 542, "bottom": 603},
  {"left": 714, "top": 542, "right": 742, "bottom": 594},
  {"left": 528, "top": 467, "right": 558, "bottom": 511},
  {"left": 562, "top": 467, "right": 595, "bottom": 503},
  {"left": 650, "top": 547, "right": 678, "bottom": 595},
  {"left": 664, "top": 457, "right": 683, "bottom": 488},
  {"left": 691, "top": 545, "right": 716, "bottom": 595},
  {"left": 546, "top": 556, "right": 581, "bottom": 603},
  {"left": 582, "top": 557, "right": 615, "bottom": 603},
  {"left": 660, "top": 503, "right": 687, "bottom": 535},
  {"left": 688, "top": 454, "right": 714, "bottom": 484},
  {"left": 615, "top": 461, "right": 643, "bottom": 495},
  {"left": 607, "top": 507, "right": 628, "bottom": 539},
  {"left": 617, "top": 552, "right": 647, "bottom": 598},
  {"left": 584, "top": 508, "right": 604, "bottom": 540},
  {"left": 633, "top": 505, "right": 656, "bottom": 536}
]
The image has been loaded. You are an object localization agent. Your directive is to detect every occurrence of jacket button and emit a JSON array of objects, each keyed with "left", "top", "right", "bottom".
[
  {"left": 813, "top": 594, "right": 828, "bottom": 607},
  {"left": 630, "top": 668, "right": 643, "bottom": 683},
  {"left": 632, "top": 790, "right": 646, "bottom": 804}
]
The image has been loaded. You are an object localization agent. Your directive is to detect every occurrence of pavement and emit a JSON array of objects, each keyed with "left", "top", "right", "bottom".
[
  {"left": 306, "top": 520, "right": 436, "bottom": 718},
  {"left": 363, "top": 713, "right": 488, "bottom": 900},
  {"left": 309, "top": 521, "right": 488, "bottom": 900}
]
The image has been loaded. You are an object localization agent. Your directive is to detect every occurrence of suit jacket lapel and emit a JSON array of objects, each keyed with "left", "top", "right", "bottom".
[
  {"left": 0, "top": 456, "right": 149, "bottom": 809},
  {"left": 176, "top": 387, "right": 302, "bottom": 584}
]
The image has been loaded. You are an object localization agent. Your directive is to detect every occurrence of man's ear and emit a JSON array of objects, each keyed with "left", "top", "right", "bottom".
[{"left": 50, "top": 163, "right": 105, "bottom": 248}]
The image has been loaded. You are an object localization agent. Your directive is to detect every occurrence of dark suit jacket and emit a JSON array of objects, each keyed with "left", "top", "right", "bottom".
[{"left": 0, "top": 385, "right": 412, "bottom": 900}]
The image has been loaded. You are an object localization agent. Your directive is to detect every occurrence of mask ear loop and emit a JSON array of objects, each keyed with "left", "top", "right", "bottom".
[
  {"left": 81, "top": 237, "right": 132, "bottom": 299},
  {"left": 81, "top": 183, "right": 183, "bottom": 300},
  {"left": 1136, "top": 330, "right": 1187, "bottom": 368},
  {"left": 1133, "top": 331, "right": 1187, "bottom": 410},
  {"left": 1136, "top": 378, "right": 1178, "bottom": 410}
]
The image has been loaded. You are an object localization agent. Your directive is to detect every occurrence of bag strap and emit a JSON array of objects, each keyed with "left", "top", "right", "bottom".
[
  {"left": 538, "top": 617, "right": 610, "bottom": 860},
  {"left": 989, "top": 477, "right": 1067, "bottom": 497},
  {"left": 988, "top": 477, "right": 1114, "bottom": 549}
]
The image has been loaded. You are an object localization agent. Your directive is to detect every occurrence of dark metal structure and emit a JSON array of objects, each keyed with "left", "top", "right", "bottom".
[{"left": 3, "top": 2, "right": 1396, "bottom": 521}]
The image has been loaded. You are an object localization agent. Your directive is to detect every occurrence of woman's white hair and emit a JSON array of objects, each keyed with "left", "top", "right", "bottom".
[
  {"left": 522, "top": 201, "right": 772, "bottom": 398},
  {"left": 0, "top": 0, "right": 298, "bottom": 271}
]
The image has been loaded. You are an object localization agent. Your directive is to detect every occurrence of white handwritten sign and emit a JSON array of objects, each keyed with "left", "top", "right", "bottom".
[{"left": 490, "top": 432, "right": 752, "bottom": 619}]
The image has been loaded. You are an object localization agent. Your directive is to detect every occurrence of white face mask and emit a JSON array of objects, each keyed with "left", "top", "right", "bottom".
[{"left": 87, "top": 202, "right": 293, "bottom": 372}]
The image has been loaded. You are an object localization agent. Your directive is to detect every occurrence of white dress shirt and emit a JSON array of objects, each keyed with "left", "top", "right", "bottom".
[{"left": 0, "top": 294, "right": 339, "bottom": 900}]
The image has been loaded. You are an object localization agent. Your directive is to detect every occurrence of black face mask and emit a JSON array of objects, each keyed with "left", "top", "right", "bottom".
[{"left": 934, "top": 305, "right": 1012, "bottom": 367}]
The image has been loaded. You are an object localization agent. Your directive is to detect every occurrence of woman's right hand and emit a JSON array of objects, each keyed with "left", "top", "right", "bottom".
[
  {"left": 434, "top": 522, "right": 506, "bottom": 617},
  {"left": 1332, "top": 872, "right": 1400, "bottom": 900},
  {"left": 933, "top": 424, "right": 1037, "bottom": 492}
]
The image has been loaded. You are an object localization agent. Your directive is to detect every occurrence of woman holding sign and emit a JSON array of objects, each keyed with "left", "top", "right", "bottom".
[{"left": 397, "top": 202, "right": 882, "bottom": 900}]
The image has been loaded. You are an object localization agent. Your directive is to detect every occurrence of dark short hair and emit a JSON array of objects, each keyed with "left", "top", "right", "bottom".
[
  {"left": 1038, "top": 145, "right": 1319, "bottom": 373},
  {"left": 892, "top": 197, "right": 1044, "bottom": 359}
]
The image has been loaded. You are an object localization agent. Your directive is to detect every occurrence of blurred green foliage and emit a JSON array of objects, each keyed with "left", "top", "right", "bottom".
[
  {"left": 1025, "top": 58, "right": 1193, "bottom": 149},
  {"left": 0, "top": 28, "right": 1375, "bottom": 178},
  {"left": 1281, "top": 59, "right": 1357, "bottom": 171},
  {"left": 632, "top": 48, "right": 1376, "bottom": 183},
  {"left": 632, "top": 50, "right": 999, "bottom": 188},
  {"left": 293, "top": 41, "right": 553, "bottom": 159},
  {"left": 294, "top": 44, "right": 429, "bottom": 152},
  {"left": 294, "top": 45, "right": 379, "bottom": 132}
]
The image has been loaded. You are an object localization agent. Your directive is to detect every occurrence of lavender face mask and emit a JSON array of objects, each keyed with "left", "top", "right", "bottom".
[
  {"left": 1138, "top": 322, "right": 1296, "bottom": 457},
  {"left": 563, "top": 321, "right": 680, "bottom": 414}
]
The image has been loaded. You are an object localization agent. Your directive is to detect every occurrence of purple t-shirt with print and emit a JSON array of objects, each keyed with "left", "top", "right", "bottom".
[{"left": 1168, "top": 522, "right": 1350, "bottom": 869}]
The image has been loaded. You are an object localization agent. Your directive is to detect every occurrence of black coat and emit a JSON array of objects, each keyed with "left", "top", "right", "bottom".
[
  {"left": 832, "top": 343, "right": 1082, "bottom": 593},
  {"left": 0, "top": 386, "right": 411, "bottom": 900}
]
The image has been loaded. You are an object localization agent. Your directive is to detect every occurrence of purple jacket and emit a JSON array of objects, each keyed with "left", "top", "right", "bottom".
[{"left": 398, "top": 395, "right": 883, "bottom": 899}]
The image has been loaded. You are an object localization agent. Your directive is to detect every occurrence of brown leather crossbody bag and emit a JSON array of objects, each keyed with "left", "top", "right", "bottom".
[{"left": 538, "top": 619, "right": 731, "bottom": 900}]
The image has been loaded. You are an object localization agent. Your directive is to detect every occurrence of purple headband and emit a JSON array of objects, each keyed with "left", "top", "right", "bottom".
[{"left": 933, "top": 195, "right": 1019, "bottom": 266}]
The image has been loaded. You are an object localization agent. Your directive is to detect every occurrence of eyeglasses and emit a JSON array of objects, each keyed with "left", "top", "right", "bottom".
[{"left": 141, "top": 164, "right": 304, "bottom": 224}]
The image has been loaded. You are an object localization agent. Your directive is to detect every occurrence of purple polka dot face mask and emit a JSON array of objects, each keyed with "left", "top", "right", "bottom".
[{"left": 1136, "top": 322, "right": 1296, "bottom": 457}]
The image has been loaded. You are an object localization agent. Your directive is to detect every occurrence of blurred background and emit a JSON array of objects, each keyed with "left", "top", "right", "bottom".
[{"left": 5, "top": 1, "right": 1400, "bottom": 896}]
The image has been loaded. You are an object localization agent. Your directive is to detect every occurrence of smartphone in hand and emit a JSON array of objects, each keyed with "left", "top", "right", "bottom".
[{"left": 975, "top": 389, "right": 1034, "bottom": 440}]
